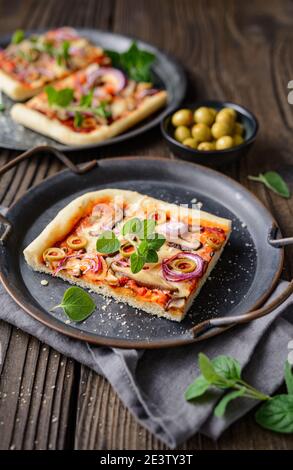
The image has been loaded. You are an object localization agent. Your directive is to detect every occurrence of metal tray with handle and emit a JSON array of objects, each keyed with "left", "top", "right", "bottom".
[{"left": 0, "top": 146, "right": 292, "bottom": 348}]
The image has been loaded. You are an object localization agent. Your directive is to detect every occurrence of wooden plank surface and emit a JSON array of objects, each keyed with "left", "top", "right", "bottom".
[{"left": 0, "top": 0, "right": 293, "bottom": 450}]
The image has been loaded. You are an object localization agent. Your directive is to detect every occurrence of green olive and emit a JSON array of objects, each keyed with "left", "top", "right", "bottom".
[
  {"left": 43, "top": 247, "right": 66, "bottom": 262},
  {"left": 197, "top": 141, "right": 216, "bottom": 151},
  {"left": 209, "top": 108, "right": 217, "bottom": 119},
  {"left": 234, "top": 122, "right": 244, "bottom": 135},
  {"left": 191, "top": 123, "right": 212, "bottom": 142},
  {"left": 120, "top": 242, "right": 135, "bottom": 258},
  {"left": 170, "top": 258, "right": 197, "bottom": 273},
  {"left": 171, "top": 109, "right": 193, "bottom": 127},
  {"left": 216, "top": 108, "right": 236, "bottom": 126},
  {"left": 216, "top": 136, "right": 234, "bottom": 150},
  {"left": 183, "top": 138, "right": 198, "bottom": 149},
  {"left": 174, "top": 125, "right": 191, "bottom": 142},
  {"left": 67, "top": 235, "right": 87, "bottom": 250},
  {"left": 211, "top": 121, "right": 233, "bottom": 139},
  {"left": 194, "top": 107, "right": 215, "bottom": 126},
  {"left": 223, "top": 107, "right": 237, "bottom": 120},
  {"left": 233, "top": 134, "right": 244, "bottom": 146}
]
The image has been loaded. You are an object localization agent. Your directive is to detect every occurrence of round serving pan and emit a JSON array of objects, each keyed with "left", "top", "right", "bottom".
[
  {"left": 0, "top": 147, "right": 292, "bottom": 349},
  {"left": 0, "top": 28, "right": 186, "bottom": 152}
]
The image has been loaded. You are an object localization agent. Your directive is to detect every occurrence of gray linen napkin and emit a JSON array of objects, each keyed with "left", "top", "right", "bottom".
[{"left": 0, "top": 279, "right": 292, "bottom": 448}]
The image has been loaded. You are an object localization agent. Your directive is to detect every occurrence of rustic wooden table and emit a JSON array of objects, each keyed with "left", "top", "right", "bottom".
[{"left": 0, "top": 0, "right": 293, "bottom": 450}]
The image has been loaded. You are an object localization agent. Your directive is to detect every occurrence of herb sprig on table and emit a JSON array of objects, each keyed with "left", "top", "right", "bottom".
[
  {"left": 185, "top": 353, "right": 293, "bottom": 433},
  {"left": 248, "top": 171, "right": 290, "bottom": 199},
  {"left": 52, "top": 286, "right": 96, "bottom": 322},
  {"left": 96, "top": 217, "right": 165, "bottom": 274},
  {"left": 105, "top": 41, "right": 156, "bottom": 82}
]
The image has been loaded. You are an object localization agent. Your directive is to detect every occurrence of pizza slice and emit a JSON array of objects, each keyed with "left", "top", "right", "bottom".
[
  {"left": 11, "top": 64, "right": 167, "bottom": 145},
  {"left": 0, "top": 27, "right": 108, "bottom": 100},
  {"left": 24, "top": 189, "right": 231, "bottom": 322}
]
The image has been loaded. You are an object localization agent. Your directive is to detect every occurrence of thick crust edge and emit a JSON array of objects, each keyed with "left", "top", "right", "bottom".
[
  {"left": 11, "top": 91, "right": 168, "bottom": 145},
  {"left": 0, "top": 70, "right": 42, "bottom": 100}
]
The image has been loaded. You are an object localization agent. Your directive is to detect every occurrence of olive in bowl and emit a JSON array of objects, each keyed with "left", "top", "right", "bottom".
[{"left": 161, "top": 101, "right": 258, "bottom": 168}]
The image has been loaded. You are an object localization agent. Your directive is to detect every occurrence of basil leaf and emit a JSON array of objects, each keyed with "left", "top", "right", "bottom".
[
  {"left": 137, "top": 240, "right": 149, "bottom": 256},
  {"left": 96, "top": 230, "right": 120, "bottom": 254},
  {"left": 285, "top": 361, "right": 293, "bottom": 395},
  {"left": 94, "top": 101, "right": 111, "bottom": 119},
  {"left": 255, "top": 395, "right": 293, "bottom": 433},
  {"left": 137, "top": 219, "right": 156, "bottom": 240},
  {"left": 74, "top": 111, "right": 84, "bottom": 128},
  {"left": 130, "top": 252, "right": 145, "bottom": 274},
  {"left": 145, "top": 249, "right": 158, "bottom": 263},
  {"left": 45, "top": 86, "right": 74, "bottom": 107},
  {"left": 53, "top": 286, "right": 95, "bottom": 322},
  {"left": 12, "top": 29, "right": 24, "bottom": 45},
  {"left": 214, "top": 388, "right": 247, "bottom": 417},
  {"left": 213, "top": 356, "right": 242, "bottom": 382},
  {"left": 199, "top": 353, "right": 228, "bottom": 386},
  {"left": 122, "top": 217, "right": 142, "bottom": 236},
  {"left": 185, "top": 375, "right": 210, "bottom": 401},
  {"left": 80, "top": 90, "right": 94, "bottom": 108},
  {"left": 105, "top": 41, "right": 155, "bottom": 82},
  {"left": 248, "top": 172, "right": 290, "bottom": 199},
  {"left": 148, "top": 233, "right": 165, "bottom": 251}
]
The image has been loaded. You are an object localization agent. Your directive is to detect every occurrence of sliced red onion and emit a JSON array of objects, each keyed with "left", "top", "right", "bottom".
[
  {"left": 82, "top": 256, "right": 102, "bottom": 273},
  {"left": 51, "top": 27, "right": 78, "bottom": 41},
  {"left": 69, "top": 45, "right": 84, "bottom": 56},
  {"left": 159, "top": 221, "right": 188, "bottom": 238},
  {"left": 53, "top": 251, "right": 89, "bottom": 275},
  {"left": 137, "top": 88, "right": 158, "bottom": 98},
  {"left": 162, "top": 252, "right": 205, "bottom": 282},
  {"left": 86, "top": 67, "right": 126, "bottom": 92},
  {"left": 37, "top": 67, "right": 55, "bottom": 78}
]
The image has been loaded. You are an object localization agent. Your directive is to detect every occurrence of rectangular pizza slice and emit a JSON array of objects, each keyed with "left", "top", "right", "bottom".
[
  {"left": 24, "top": 189, "right": 231, "bottom": 322},
  {"left": 11, "top": 64, "right": 168, "bottom": 145},
  {"left": 0, "top": 27, "right": 108, "bottom": 100}
]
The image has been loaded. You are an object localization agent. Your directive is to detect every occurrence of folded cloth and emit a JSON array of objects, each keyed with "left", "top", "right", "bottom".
[{"left": 1, "top": 276, "right": 292, "bottom": 448}]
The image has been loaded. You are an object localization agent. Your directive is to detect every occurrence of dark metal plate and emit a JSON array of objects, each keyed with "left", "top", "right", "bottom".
[
  {"left": 0, "top": 158, "right": 283, "bottom": 348},
  {"left": 0, "top": 29, "right": 186, "bottom": 151}
]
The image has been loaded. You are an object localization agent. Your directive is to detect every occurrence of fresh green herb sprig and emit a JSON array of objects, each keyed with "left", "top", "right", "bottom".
[
  {"left": 45, "top": 85, "right": 74, "bottom": 107},
  {"left": 248, "top": 171, "right": 290, "bottom": 199},
  {"left": 11, "top": 28, "right": 71, "bottom": 67},
  {"left": 0, "top": 91, "right": 4, "bottom": 112},
  {"left": 44, "top": 87, "right": 111, "bottom": 126},
  {"left": 105, "top": 41, "right": 155, "bottom": 82},
  {"left": 96, "top": 217, "right": 165, "bottom": 274},
  {"left": 11, "top": 29, "right": 25, "bottom": 45},
  {"left": 185, "top": 353, "right": 293, "bottom": 433},
  {"left": 52, "top": 286, "right": 95, "bottom": 322}
]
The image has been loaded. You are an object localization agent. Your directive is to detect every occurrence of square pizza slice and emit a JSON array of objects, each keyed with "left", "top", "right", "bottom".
[
  {"left": 0, "top": 27, "right": 108, "bottom": 100},
  {"left": 24, "top": 189, "right": 231, "bottom": 322},
  {"left": 11, "top": 64, "right": 167, "bottom": 145}
]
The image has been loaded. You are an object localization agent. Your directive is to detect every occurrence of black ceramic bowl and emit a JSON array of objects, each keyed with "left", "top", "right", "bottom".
[{"left": 161, "top": 100, "right": 258, "bottom": 168}]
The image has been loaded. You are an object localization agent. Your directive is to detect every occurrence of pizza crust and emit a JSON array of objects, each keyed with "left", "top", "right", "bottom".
[
  {"left": 24, "top": 189, "right": 231, "bottom": 322},
  {"left": 11, "top": 91, "right": 168, "bottom": 145},
  {"left": 0, "top": 69, "right": 43, "bottom": 101}
]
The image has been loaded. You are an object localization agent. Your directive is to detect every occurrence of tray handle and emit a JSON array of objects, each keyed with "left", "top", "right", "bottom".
[
  {"left": 0, "top": 145, "right": 97, "bottom": 244},
  {"left": 0, "top": 145, "right": 97, "bottom": 178},
  {"left": 268, "top": 223, "right": 293, "bottom": 247},
  {"left": 191, "top": 279, "right": 293, "bottom": 340}
]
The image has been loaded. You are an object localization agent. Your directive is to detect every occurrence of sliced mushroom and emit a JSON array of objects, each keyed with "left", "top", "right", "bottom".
[
  {"left": 166, "top": 297, "right": 186, "bottom": 311},
  {"left": 111, "top": 263, "right": 178, "bottom": 292}
]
